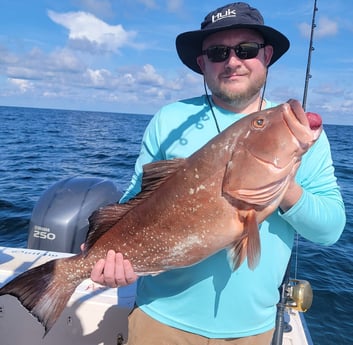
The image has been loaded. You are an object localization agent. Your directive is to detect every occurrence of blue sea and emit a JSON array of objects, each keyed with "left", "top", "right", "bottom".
[{"left": 0, "top": 105, "right": 352, "bottom": 344}]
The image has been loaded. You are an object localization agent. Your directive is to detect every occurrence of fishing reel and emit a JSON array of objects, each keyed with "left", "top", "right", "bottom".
[
  {"left": 272, "top": 278, "right": 313, "bottom": 344},
  {"left": 284, "top": 278, "right": 313, "bottom": 312}
]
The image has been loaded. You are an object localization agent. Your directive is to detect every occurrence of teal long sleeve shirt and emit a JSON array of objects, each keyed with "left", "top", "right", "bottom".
[{"left": 120, "top": 95, "right": 346, "bottom": 338}]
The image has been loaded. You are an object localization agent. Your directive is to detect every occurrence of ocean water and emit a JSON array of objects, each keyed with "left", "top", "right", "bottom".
[{"left": 0, "top": 105, "right": 352, "bottom": 344}]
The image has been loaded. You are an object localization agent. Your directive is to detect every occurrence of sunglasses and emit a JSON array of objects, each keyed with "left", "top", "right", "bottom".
[{"left": 202, "top": 42, "right": 266, "bottom": 63}]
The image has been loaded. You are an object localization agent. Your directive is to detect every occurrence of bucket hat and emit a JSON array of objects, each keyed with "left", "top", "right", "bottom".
[{"left": 176, "top": 2, "right": 290, "bottom": 74}]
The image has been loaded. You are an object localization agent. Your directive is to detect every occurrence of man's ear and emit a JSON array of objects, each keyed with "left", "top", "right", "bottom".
[
  {"left": 197, "top": 55, "right": 205, "bottom": 73},
  {"left": 264, "top": 45, "right": 274, "bottom": 66}
]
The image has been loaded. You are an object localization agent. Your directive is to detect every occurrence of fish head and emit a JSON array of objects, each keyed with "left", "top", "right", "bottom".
[
  {"left": 222, "top": 99, "right": 322, "bottom": 209},
  {"left": 242, "top": 99, "right": 322, "bottom": 169}
]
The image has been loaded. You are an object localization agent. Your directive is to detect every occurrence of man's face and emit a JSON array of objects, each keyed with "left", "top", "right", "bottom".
[{"left": 197, "top": 29, "right": 273, "bottom": 110}]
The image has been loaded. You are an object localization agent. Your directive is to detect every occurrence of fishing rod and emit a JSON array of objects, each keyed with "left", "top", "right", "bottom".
[
  {"left": 302, "top": 0, "right": 318, "bottom": 111},
  {"left": 294, "top": 0, "right": 319, "bottom": 283},
  {"left": 294, "top": 0, "right": 319, "bottom": 281},
  {"left": 271, "top": 2, "right": 318, "bottom": 345}
]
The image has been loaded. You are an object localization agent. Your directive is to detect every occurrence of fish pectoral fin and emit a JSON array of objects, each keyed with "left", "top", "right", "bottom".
[
  {"left": 228, "top": 210, "right": 261, "bottom": 271},
  {"left": 228, "top": 234, "right": 247, "bottom": 271},
  {"left": 245, "top": 209, "right": 261, "bottom": 270}
]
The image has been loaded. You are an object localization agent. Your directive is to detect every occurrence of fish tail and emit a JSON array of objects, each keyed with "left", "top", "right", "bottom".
[
  {"left": 0, "top": 256, "right": 83, "bottom": 336},
  {"left": 229, "top": 209, "right": 261, "bottom": 270}
]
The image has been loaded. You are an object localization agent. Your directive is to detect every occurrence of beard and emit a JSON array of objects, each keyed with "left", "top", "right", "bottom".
[{"left": 206, "top": 68, "right": 267, "bottom": 109}]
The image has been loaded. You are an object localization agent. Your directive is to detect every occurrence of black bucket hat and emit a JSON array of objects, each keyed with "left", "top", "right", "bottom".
[{"left": 176, "top": 2, "right": 290, "bottom": 74}]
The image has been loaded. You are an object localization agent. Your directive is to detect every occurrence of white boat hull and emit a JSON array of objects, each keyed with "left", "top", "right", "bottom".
[
  {"left": 0, "top": 247, "right": 136, "bottom": 345},
  {"left": 0, "top": 247, "right": 312, "bottom": 345}
]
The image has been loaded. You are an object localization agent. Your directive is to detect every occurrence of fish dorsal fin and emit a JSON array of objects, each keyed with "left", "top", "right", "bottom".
[
  {"left": 86, "top": 203, "right": 132, "bottom": 251},
  {"left": 85, "top": 158, "right": 186, "bottom": 252},
  {"left": 141, "top": 158, "right": 186, "bottom": 192},
  {"left": 228, "top": 209, "right": 261, "bottom": 270}
]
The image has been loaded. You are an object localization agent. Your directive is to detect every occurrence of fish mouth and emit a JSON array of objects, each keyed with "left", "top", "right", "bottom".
[{"left": 283, "top": 99, "right": 323, "bottom": 145}]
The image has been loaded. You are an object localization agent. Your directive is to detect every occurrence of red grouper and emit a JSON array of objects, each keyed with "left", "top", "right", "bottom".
[{"left": 0, "top": 99, "right": 322, "bottom": 335}]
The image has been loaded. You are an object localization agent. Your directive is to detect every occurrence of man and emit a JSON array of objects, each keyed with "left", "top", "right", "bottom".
[{"left": 90, "top": 2, "right": 346, "bottom": 344}]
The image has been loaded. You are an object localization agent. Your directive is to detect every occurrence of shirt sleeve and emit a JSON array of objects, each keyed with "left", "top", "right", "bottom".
[{"left": 280, "top": 130, "right": 346, "bottom": 245}]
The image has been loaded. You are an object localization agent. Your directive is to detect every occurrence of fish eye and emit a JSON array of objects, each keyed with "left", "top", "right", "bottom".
[{"left": 252, "top": 117, "right": 265, "bottom": 128}]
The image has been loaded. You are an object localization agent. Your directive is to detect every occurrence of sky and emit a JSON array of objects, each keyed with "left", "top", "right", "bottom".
[{"left": 0, "top": 0, "right": 352, "bottom": 125}]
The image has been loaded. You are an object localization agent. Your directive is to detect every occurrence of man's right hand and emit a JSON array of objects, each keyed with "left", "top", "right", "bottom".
[{"left": 90, "top": 250, "right": 138, "bottom": 288}]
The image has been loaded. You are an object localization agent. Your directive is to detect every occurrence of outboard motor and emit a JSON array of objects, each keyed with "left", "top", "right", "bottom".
[{"left": 27, "top": 176, "right": 123, "bottom": 254}]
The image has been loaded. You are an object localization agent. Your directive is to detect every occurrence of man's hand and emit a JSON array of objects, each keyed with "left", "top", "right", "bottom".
[
  {"left": 279, "top": 180, "right": 303, "bottom": 213},
  {"left": 90, "top": 250, "right": 138, "bottom": 288}
]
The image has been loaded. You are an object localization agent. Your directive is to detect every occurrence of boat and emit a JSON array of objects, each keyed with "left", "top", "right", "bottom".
[{"left": 0, "top": 176, "right": 314, "bottom": 345}]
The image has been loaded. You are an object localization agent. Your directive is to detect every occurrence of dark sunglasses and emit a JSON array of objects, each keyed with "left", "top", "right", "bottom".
[{"left": 202, "top": 42, "right": 266, "bottom": 63}]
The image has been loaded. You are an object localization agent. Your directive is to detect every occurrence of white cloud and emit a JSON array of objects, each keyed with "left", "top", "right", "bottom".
[
  {"left": 167, "top": 0, "right": 184, "bottom": 13},
  {"left": 6, "top": 66, "right": 40, "bottom": 80},
  {"left": 84, "top": 68, "right": 112, "bottom": 88},
  {"left": 0, "top": 46, "right": 18, "bottom": 65},
  {"left": 315, "top": 17, "right": 338, "bottom": 38},
  {"left": 145, "top": 86, "right": 170, "bottom": 100},
  {"left": 4, "top": 47, "right": 85, "bottom": 84},
  {"left": 299, "top": 16, "right": 338, "bottom": 39},
  {"left": 47, "top": 10, "right": 138, "bottom": 53},
  {"left": 48, "top": 48, "right": 84, "bottom": 72},
  {"left": 314, "top": 83, "right": 344, "bottom": 96},
  {"left": 8, "top": 78, "right": 33, "bottom": 92},
  {"left": 136, "top": 64, "right": 164, "bottom": 86}
]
